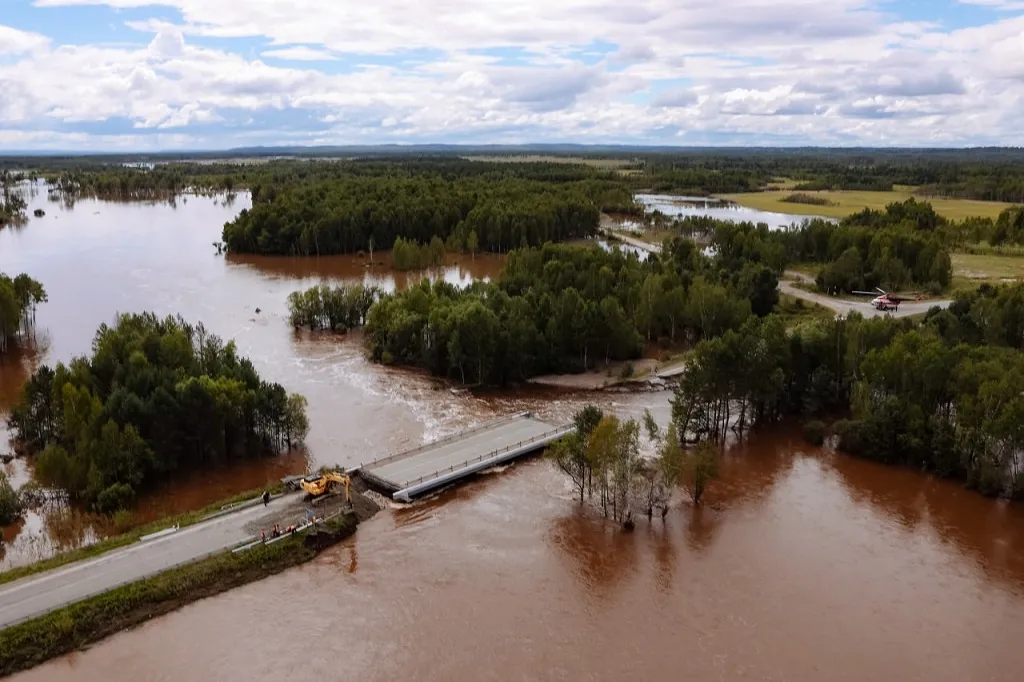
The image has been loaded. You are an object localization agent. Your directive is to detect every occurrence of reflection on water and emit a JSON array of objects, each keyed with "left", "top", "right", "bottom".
[
  {"left": 550, "top": 511, "right": 640, "bottom": 593},
  {"left": 16, "top": 425, "right": 1024, "bottom": 682},
  {"left": 226, "top": 252, "right": 504, "bottom": 292}
]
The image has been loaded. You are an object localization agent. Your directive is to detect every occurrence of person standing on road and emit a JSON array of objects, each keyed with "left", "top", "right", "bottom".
[{"left": 262, "top": 490, "right": 270, "bottom": 506}]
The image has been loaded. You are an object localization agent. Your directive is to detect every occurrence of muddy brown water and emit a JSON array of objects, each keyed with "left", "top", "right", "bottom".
[
  {"left": 0, "top": 188, "right": 505, "bottom": 567},
  {"left": 3, "top": 190, "right": 1024, "bottom": 679},
  {"left": 13, "top": 429, "right": 1024, "bottom": 682}
]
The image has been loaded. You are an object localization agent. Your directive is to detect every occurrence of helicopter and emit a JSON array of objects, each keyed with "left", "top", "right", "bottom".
[{"left": 851, "top": 287, "right": 921, "bottom": 312}]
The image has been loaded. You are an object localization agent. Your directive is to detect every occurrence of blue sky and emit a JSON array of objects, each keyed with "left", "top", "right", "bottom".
[{"left": 1, "top": 0, "right": 1023, "bottom": 150}]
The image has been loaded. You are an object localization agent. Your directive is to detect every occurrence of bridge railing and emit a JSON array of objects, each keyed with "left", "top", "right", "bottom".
[
  {"left": 359, "top": 412, "right": 532, "bottom": 471},
  {"left": 395, "top": 423, "right": 572, "bottom": 489}
]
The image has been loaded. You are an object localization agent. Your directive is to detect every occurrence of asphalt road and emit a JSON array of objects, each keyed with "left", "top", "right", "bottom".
[
  {"left": 0, "top": 492, "right": 304, "bottom": 629},
  {"left": 363, "top": 416, "right": 556, "bottom": 489},
  {"left": 781, "top": 273, "right": 952, "bottom": 319}
]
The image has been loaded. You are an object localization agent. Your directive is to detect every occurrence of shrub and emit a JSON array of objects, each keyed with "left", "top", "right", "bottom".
[
  {"left": 781, "top": 192, "right": 835, "bottom": 207},
  {"left": 95, "top": 483, "right": 135, "bottom": 514},
  {"left": 802, "top": 420, "right": 827, "bottom": 446},
  {"left": 832, "top": 419, "right": 864, "bottom": 453},
  {"left": 619, "top": 362, "right": 635, "bottom": 379},
  {"left": 0, "top": 473, "right": 23, "bottom": 525}
]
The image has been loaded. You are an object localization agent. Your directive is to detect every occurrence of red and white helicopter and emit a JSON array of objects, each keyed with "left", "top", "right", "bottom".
[{"left": 851, "top": 287, "right": 921, "bottom": 312}]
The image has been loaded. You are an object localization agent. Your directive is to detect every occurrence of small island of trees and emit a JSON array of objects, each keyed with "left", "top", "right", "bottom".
[
  {"left": 0, "top": 271, "right": 47, "bottom": 354},
  {"left": 10, "top": 313, "right": 310, "bottom": 512}
]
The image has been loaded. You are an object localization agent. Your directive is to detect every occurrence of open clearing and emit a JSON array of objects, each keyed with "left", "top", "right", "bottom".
[
  {"left": 952, "top": 252, "right": 1024, "bottom": 289},
  {"left": 720, "top": 189, "right": 1017, "bottom": 221}
]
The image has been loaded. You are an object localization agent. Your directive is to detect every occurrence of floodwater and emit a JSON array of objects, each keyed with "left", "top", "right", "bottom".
[
  {"left": 637, "top": 193, "right": 833, "bottom": 229},
  {"left": 0, "top": 186, "right": 505, "bottom": 567},
  {"left": 4, "top": 187, "right": 1024, "bottom": 680},
  {"left": 14, "top": 426, "right": 1024, "bottom": 682}
]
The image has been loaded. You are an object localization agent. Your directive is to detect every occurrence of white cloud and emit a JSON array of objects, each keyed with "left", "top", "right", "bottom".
[
  {"left": 262, "top": 46, "right": 337, "bottom": 61},
  {"left": 1, "top": 0, "right": 1022, "bottom": 148},
  {"left": 0, "top": 25, "right": 49, "bottom": 54}
]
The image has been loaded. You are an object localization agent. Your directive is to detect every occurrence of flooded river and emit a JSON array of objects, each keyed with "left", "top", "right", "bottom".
[
  {"left": 0, "top": 187, "right": 505, "bottom": 565},
  {"left": 3, "top": 189, "right": 1024, "bottom": 680},
  {"left": 14, "top": 427, "right": 1024, "bottom": 682}
]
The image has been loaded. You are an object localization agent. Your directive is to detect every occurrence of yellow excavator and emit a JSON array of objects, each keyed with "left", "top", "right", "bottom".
[{"left": 298, "top": 471, "right": 351, "bottom": 502}]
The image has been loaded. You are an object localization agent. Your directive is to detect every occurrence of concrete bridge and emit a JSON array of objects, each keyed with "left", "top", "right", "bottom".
[{"left": 355, "top": 413, "right": 571, "bottom": 502}]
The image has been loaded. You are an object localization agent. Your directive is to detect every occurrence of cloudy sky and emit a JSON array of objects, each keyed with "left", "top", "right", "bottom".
[{"left": 1, "top": 0, "right": 1023, "bottom": 150}]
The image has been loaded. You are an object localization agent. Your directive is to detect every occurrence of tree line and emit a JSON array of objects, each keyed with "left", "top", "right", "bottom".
[
  {"left": 634, "top": 149, "right": 1024, "bottom": 202},
  {"left": 0, "top": 272, "right": 47, "bottom": 354},
  {"left": 9, "top": 313, "right": 310, "bottom": 512},
  {"left": 7, "top": 149, "right": 1024, "bottom": 204},
  {"left": 362, "top": 239, "right": 779, "bottom": 385}
]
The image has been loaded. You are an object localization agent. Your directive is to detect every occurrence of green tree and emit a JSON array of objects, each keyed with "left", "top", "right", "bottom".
[
  {"left": 0, "top": 472, "right": 23, "bottom": 525},
  {"left": 284, "top": 394, "right": 310, "bottom": 449},
  {"left": 681, "top": 441, "right": 719, "bottom": 506},
  {"left": 549, "top": 432, "right": 588, "bottom": 502}
]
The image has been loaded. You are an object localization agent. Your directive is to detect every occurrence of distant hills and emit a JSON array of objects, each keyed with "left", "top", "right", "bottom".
[{"left": 2, "top": 143, "right": 1024, "bottom": 163}]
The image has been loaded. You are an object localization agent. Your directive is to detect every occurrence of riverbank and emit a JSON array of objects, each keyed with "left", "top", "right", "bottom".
[
  {"left": 527, "top": 355, "right": 687, "bottom": 391},
  {"left": 0, "top": 511, "right": 359, "bottom": 677}
]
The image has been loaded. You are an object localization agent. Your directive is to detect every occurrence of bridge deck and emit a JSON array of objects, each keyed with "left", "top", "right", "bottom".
[{"left": 358, "top": 413, "right": 569, "bottom": 501}]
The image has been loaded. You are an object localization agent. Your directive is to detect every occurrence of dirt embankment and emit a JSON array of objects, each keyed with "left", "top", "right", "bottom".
[{"left": 243, "top": 487, "right": 381, "bottom": 537}]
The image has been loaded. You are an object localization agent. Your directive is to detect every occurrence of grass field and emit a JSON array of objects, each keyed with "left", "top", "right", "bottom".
[
  {"left": 720, "top": 189, "right": 1017, "bottom": 221},
  {"left": 775, "top": 293, "right": 835, "bottom": 324},
  {"left": 951, "top": 252, "right": 1024, "bottom": 291}
]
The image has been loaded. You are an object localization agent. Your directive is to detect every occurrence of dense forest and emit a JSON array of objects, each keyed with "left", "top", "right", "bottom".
[
  {"left": 222, "top": 173, "right": 610, "bottom": 256},
  {"left": 9, "top": 313, "right": 309, "bottom": 512},
  {"left": 5, "top": 147, "right": 1023, "bottom": 214},
  {"left": 363, "top": 238, "right": 777, "bottom": 384},
  {"left": 0, "top": 272, "right": 47, "bottom": 354},
  {"left": 669, "top": 283, "right": 1024, "bottom": 500}
]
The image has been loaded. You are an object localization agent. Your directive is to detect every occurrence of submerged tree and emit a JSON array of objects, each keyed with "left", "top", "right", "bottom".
[
  {"left": 680, "top": 441, "right": 719, "bottom": 506},
  {"left": 287, "top": 283, "right": 381, "bottom": 332},
  {"left": 0, "top": 272, "right": 46, "bottom": 354},
  {"left": 0, "top": 472, "right": 24, "bottom": 525}
]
